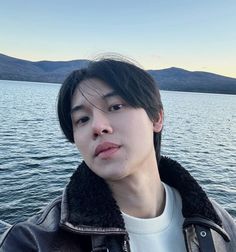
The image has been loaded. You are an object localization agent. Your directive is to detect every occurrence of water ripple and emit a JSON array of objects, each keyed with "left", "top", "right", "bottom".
[{"left": 0, "top": 82, "right": 235, "bottom": 224}]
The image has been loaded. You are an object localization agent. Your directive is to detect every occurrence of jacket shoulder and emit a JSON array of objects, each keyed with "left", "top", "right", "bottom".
[
  {"left": 29, "top": 196, "right": 62, "bottom": 227},
  {"left": 0, "top": 196, "right": 62, "bottom": 251},
  {"left": 211, "top": 200, "right": 236, "bottom": 247}
]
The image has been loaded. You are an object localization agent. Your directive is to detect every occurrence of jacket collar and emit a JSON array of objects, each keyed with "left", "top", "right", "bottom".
[{"left": 60, "top": 156, "right": 222, "bottom": 229}]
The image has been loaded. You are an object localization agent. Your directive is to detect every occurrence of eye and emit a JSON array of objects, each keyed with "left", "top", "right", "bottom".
[
  {"left": 109, "top": 104, "right": 124, "bottom": 111},
  {"left": 76, "top": 116, "right": 89, "bottom": 125}
]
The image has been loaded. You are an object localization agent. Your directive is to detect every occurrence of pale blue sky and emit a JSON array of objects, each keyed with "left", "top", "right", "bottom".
[{"left": 1, "top": 0, "right": 235, "bottom": 77}]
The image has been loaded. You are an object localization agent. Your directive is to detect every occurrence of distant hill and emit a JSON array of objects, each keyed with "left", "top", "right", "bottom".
[
  {"left": 0, "top": 53, "right": 89, "bottom": 83},
  {"left": 1, "top": 53, "right": 236, "bottom": 94},
  {"left": 148, "top": 68, "right": 236, "bottom": 94}
]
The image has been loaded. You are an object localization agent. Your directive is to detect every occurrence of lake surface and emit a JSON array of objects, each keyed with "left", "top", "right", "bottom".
[{"left": 0, "top": 80, "right": 235, "bottom": 224}]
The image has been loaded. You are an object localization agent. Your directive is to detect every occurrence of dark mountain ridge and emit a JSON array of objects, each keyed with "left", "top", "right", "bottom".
[
  {"left": 149, "top": 67, "right": 236, "bottom": 94},
  {"left": 1, "top": 53, "right": 236, "bottom": 94}
]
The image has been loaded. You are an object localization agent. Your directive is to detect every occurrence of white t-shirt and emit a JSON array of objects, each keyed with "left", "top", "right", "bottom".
[{"left": 122, "top": 183, "right": 187, "bottom": 252}]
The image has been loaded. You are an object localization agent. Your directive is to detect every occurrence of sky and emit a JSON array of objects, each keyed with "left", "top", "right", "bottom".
[{"left": 1, "top": 0, "right": 236, "bottom": 78}]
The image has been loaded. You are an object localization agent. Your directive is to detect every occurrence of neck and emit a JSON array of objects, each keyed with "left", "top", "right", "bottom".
[{"left": 107, "top": 165, "right": 165, "bottom": 219}]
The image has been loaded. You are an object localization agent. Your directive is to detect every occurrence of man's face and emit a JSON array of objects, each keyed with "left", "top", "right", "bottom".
[{"left": 71, "top": 78, "right": 163, "bottom": 182}]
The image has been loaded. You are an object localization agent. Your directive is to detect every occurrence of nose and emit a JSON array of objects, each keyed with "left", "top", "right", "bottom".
[{"left": 92, "top": 110, "right": 113, "bottom": 138}]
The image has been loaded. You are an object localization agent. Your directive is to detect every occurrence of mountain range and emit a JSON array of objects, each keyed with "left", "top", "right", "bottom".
[{"left": 0, "top": 53, "right": 236, "bottom": 94}]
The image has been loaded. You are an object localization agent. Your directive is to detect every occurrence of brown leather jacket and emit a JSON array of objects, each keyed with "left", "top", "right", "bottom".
[{"left": 1, "top": 157, "right": 235, "bottom": 251}]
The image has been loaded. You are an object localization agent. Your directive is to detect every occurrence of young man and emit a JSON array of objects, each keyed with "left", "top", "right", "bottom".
[{"left": 0, "top": 58, "right": 235, "bottom": 251}]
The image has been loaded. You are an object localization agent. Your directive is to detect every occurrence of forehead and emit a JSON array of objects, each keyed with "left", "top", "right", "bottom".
[{"left": 71, "top": 78, "right": 115, "bottom": 107}]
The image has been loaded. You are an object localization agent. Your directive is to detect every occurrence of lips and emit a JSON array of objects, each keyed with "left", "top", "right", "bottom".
[{"left": 94, "top": 142, "right": 120, "bottom": 158}]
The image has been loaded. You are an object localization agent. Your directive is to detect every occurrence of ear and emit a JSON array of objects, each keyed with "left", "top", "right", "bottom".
[{"left": 153, "top": 110, "right": 163, "bottom": 133}]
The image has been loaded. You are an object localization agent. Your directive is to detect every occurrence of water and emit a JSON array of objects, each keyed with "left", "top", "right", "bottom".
[{"left": 0, "top": 80, "right": 235, "bottom": 225}]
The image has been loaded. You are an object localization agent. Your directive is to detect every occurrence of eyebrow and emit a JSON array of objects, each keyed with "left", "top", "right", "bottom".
[{"left": 70, "top": 90, "right": 118, "bottom": 114}]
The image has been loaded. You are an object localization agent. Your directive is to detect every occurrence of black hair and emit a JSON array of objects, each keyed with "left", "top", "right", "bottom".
[{"left": 57, "top": 57, "right": 163, "bottom": 162}]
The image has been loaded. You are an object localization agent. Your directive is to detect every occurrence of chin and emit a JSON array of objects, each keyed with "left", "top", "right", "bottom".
[
  {"left": 92, "top": 161, "right": 130, "bottom": 181},
  {"left": 102, "top": 169, "right": 130, "bottom": 182}
]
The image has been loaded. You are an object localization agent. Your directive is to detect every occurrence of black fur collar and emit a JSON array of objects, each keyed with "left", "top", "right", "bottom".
[{"left": 66, "top": 156, "right": 222, "bottom": 229}]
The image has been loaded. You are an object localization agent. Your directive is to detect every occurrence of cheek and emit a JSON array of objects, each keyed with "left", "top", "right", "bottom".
[
  {"left": 73, "top": 132, "right": 83, "bottom": 151},
  {"left": 74, "top": 133, "right": 91, "bottom": 159},
  {"left": 73, "top": 126, "right": 85, "bottom": 145},
  {"left": 75, "top": 138, "right": 83, "bottom": 149}
]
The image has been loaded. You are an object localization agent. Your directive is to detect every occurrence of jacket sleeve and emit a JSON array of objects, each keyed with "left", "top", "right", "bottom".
[{"left": 211, "top": 200, "right": 236, "bottom": 250}]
